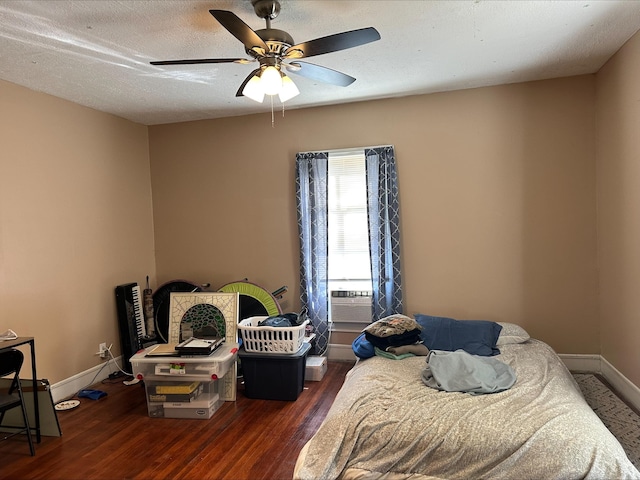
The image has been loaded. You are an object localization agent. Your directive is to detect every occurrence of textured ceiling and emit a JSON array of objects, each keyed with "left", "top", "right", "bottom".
[{"left": 1, "top": 0, "right": 639, "bottom": 125}]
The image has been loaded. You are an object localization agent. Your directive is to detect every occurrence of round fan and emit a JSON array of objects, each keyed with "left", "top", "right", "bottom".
[{"left": 150, "top": 0, "right": 380, "bottom": 98}]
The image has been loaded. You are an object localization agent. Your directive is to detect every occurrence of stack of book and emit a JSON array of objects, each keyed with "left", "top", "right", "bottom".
[{"left": 147, "top": 381, "right": 202, "bottom": 403}]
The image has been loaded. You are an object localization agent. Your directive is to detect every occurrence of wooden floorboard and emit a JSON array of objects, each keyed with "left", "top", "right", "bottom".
[{"left": 0, "top": 360, "right": 354, "bottom": 480}]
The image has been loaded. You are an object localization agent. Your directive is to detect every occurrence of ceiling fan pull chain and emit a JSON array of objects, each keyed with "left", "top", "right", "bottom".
[{"left": 271, "top": 95, "right": 275, "bottom": 128}]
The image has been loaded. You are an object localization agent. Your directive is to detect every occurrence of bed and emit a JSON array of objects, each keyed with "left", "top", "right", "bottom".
[{"left": 294, "top": 316, "right": 640, "bottom": 480}]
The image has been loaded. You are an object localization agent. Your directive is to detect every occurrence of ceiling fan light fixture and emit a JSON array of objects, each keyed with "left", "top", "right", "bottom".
[
  {"left": 261, "top": 65, "right": 282, "bottom": 95},
  {"left": 279, "top": 74, "right": 299, "bottom": 102},
  {"left": 153, "top": 6, "right": 382, "bottom": 113},
  {"left": 242, "top": 75, "right": 265, "bottom": 103}
]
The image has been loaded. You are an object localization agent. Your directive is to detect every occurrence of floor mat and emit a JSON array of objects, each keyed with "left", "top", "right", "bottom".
[{"left": 573, "top": 373, "right": 640, "bottom": 468}]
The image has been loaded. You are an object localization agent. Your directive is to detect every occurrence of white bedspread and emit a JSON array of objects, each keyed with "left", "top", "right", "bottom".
[{"left": 294, "top": 340, "right": 640, "bottom": 480}]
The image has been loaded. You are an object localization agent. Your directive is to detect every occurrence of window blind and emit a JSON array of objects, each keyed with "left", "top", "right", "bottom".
[{"left": 328, "top": 150, "right": 371, "bottom": 282}]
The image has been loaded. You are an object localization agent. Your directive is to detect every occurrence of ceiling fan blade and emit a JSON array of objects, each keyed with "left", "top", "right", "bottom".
[
  {"left": 151, "top": 58, "right": 248, "bottom": 66},
  {"left": 210, "top": 10, "right": 269, "bottom": 53},
  {"left": 285, "top": 61, "right": 355, "bottom": 87},
  {"left": 236, "top": 68, "right": 262, "bottom": 97},
  {"left": 284, "top": 27, "right": 380, "bottom": 59}
]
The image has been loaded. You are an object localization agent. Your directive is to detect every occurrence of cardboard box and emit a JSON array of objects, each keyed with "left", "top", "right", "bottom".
[{"left": 305, "top": 355, "right": 327, "bottom": 381}]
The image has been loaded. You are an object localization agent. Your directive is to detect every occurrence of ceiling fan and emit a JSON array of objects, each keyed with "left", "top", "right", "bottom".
[{"left": 150, "top": 0, "right": 380, "bottom": 103}]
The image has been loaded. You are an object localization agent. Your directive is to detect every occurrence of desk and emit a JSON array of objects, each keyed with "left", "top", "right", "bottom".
[{"left": 0, "top": 337, "right": 40, "bottom": 443}]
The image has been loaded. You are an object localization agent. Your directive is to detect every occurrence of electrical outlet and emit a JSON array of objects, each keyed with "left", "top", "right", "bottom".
[{"left": 99, "top": 342, "right": 108, "bottom": 359}]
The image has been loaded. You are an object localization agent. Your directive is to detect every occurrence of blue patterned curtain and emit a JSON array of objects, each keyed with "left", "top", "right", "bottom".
[
  {"left": 365, "top": 146, "right": 403, "bottom": 320},
  {"left": 295, "top": 152, "right": 329, "bottom": 354}
]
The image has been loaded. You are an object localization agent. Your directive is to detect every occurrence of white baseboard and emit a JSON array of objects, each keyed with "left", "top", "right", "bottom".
[
  {"left": 558, "top": 353, "right": 640, "bottom": 412},
  {"left": 559, "top": 353, "right": 601, "bottom": 373},
  {"left": 601, "top": 356, "right": 640, "bottom": 412},
  {"left": 327, "top": 343, "right": 357, "bottom": 362},
  {"left": 50, "top": 356, "right": 124, "bottom": 403}
]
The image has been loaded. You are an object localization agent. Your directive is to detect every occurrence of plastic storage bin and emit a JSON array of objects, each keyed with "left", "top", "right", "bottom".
[
  {"left": 130, "top": 343, "right": 238, "bottom": 382},
  {"left": 130, "top": 343, "right": 239, "bottom": 418},
  {"left": 238, "top": 316, "right": 309, "bottom": 354},
  {"left": 239, "top": 342, "right": 311, "bottom": 401},
  {"left": 145, "top": 380, "right": 221, "bottom": 419},
  {"left": 305, "top": 355, "right": 327, "bottom": 381}
]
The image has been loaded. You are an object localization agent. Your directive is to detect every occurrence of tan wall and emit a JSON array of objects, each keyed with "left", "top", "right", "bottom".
[
  {"left": 596, "top": 31, "right": 640, "bottom": 385},
  {"left": 149, "top": 75, "right": 598, "bottom": 355},
  {"left": 0, "top": 65, "right": 613, "bottom": 384},
  {"left": 0, "top": 80, "right": 155, "bottom": 383}
]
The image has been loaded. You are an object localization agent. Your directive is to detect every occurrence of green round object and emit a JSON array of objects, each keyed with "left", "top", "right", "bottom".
[{"left": 218, "top": 280, "right": 281, "bottom": 320}]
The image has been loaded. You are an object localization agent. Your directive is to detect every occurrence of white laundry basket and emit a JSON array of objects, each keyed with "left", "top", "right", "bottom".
[{"left": 238, "top": 316, "right": 309, "bottom": 354}]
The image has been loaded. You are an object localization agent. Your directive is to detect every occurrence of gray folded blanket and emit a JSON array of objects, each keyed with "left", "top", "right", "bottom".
[{"left": 422, "top": 349, "right": 516, "bottom": 394}]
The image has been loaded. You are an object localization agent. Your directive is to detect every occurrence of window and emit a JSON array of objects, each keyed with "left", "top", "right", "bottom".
[
  {"left": 296, "top": 145, "right": 402, "bottom": 354},
  {"left": 328, "top": 150, "right": 372, "bottom": 293}
]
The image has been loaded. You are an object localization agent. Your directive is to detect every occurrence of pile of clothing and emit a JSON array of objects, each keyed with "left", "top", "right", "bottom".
[
  {"left": 257, "top": 312, "right": 306, "bottom": 327},
  {"left": 353, "top": 314, "right": 429, "bottom": 359},
  {"left": 351, "top": 313, "right": 517, "bottom": 395}
]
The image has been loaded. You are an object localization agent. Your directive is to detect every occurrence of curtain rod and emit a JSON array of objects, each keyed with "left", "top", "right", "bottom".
[{"left": 297, "top": 145, "right": 394, "bottom": 156}]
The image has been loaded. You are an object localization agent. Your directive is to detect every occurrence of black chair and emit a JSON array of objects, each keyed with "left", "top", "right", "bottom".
[{"left": 0, "top": 348, "right": 35, "bottom": 455}]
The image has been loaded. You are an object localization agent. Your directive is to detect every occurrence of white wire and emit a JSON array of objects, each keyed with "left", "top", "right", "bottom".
[{"left": 104, "top": 344, "right": 133, "bottom": 377}]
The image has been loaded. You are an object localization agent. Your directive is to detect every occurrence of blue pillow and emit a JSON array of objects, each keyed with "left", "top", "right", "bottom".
[
  {"left": 414, "top": 314, "right": 502, "bottom": 356},
  {"left": 352, "top": 332, "right": 375, "bottom": 359}
]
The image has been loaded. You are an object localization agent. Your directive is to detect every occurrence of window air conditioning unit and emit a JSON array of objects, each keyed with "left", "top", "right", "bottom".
[{"left": 330, "top": 291, "right": 373, "bottom": 332}]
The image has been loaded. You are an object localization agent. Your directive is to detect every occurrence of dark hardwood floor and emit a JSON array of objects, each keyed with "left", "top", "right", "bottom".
[{"left": 0, "top": 360, "right": 354, "bottom": 480}]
